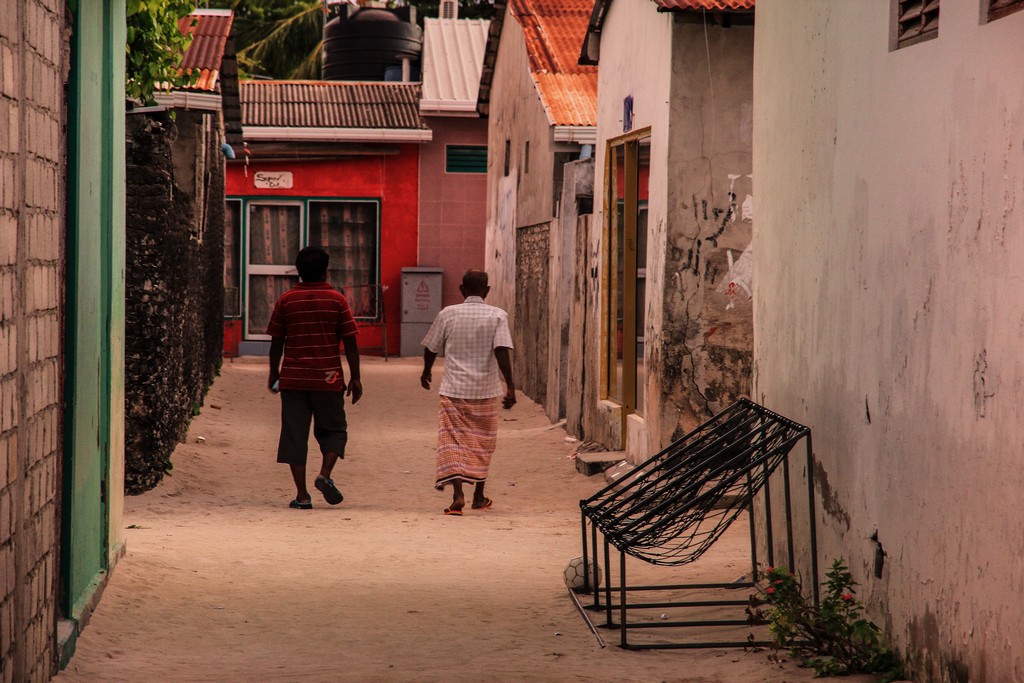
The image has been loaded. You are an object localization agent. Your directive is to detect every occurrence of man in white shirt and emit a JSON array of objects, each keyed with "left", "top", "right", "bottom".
[{"left": 420, "top": 269, "right": 516, "bottom": 516}]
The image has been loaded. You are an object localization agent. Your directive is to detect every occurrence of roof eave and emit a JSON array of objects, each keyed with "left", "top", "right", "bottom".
[
  {"left": 243, "top": 127, "right": 433, "bottom": 143},
  {"left": 420, "top": 99, "right": 481, "bottom": 115},
  {"left": 477, "top": 0, "right": 508, "bottom": 117},
  {"left": 578, "top": 0, "right": 612, "bottom": 66},
  {"left": 153, "top": 91, "right": 222, "bottom": 111},
  {"left": 553, "top": 126, "right": 596, "bottom": 144}
]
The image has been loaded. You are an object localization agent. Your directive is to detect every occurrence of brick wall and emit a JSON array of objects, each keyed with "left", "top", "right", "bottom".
[{"left": 0, "top": 1, "right": 67, "bottom": 681}]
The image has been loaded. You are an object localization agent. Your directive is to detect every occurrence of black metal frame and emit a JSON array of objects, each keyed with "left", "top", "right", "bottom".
[{"left": 575, "top": 399, "right": 819, "bottom": 650}]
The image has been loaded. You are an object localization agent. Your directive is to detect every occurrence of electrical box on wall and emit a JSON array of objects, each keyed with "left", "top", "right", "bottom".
[{"left": 400, "top": 267, "right": 443, "bottom": 356}]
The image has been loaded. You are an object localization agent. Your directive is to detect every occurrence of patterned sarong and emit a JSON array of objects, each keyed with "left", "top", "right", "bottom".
[{"left": 435, "top": 395, "right": 500, "bottom": 489}]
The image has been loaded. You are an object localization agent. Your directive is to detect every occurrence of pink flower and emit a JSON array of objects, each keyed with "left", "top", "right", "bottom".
[
  {"left": 774, "top": 579, "right": 784, "bottom": 585},
  {"left": 841, "top": 593, "right": 854, "bottom": 602},
  {"left": 766, "top": 587, "right": 776, "bottom": 595}
]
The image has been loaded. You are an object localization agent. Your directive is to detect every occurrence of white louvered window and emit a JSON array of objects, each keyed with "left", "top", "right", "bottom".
[
  {"left": 441, "top": 0, "right": 457, "bottom": 19},
  {"left": 894, "top": 0, "right": 939, "bottom": 48},
  {"left": 988, "top": 0, "right": 1024, "bottom": 20}
]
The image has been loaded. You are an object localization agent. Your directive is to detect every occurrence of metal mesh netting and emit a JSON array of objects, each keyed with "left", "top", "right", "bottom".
[{"left": 580, "top": 399, "right": 809, "bottom": 567}]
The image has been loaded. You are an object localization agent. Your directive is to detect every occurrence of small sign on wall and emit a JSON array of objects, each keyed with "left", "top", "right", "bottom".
[
  {"left": 253, "top": 171, "right": 294, "bottom": 189},
  {"left": 415, "top": 280, "right": 432, "bottom": 310}
]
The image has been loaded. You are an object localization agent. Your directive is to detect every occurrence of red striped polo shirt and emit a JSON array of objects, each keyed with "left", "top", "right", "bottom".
[{"left": 266, "top": 282, "right": 358, "bottom": 392}]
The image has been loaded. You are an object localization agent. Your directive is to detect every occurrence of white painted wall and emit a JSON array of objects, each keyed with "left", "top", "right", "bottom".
[
  {"left": 754, "top": 1, "right": 1024, "bottom": 679},
  {"left": 484, "top": 7, "right": 559, "bottom": 322},
  {"left": 593, "top": 0, "right": 673, "bottom": 458}
]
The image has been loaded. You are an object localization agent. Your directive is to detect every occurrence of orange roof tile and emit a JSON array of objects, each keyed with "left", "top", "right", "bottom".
[
  {"left": 177, "top": 9, "right": 234, "bottom": 92},
  {"left": 507, "top": 0, "right": 596, "bottom": 127},
  {"left": 655, "top": 0, "right": 755, "bottom": 10}
]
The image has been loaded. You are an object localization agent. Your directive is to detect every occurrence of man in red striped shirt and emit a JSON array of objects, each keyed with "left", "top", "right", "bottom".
[{"left": 267, "top": 246, "right": 362, "bottom": 509}]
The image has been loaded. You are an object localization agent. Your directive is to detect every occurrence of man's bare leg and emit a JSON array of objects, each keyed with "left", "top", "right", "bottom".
[
  {"left": 449, "top": 481, "right": 466, "bottom": 512},
  {"left": 289, "top": 464, "right": 310, "bottom": 503},
  {"left": 319, "top": 451, "right": 340, "bottom": 480},
  {"left": 472, "top": 481, "right": 492, "bottom": 509}
]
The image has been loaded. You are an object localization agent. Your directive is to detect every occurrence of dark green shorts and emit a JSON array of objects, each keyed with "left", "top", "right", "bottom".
[{"left": 276, "top": 390, "right": 348, "bottom": 465}]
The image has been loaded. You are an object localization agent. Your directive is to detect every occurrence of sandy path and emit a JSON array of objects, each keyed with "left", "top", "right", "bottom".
[{"left": 55, "top": 357, "right": 874, "bottom": 683}]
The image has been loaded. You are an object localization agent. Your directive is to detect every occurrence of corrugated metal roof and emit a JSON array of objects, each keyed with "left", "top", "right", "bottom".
[
  {"left": 655, "top": 0, "right": 755, "bottom": 10},
  {"left": 421, "top": 18, "right": 490, "bottom": 113},
  {"left": 178, "top": 9, "right": 233, "bottom": 92},
  {"left": 507, "top": 0, "right": 597, "bottom": 127},
  {"left": 240, "top": 81, "right": 429, "bottom": 130}
]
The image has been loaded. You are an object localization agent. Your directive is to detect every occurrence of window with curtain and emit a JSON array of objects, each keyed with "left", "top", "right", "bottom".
[
  {"left": 307, "top": 200, "right": 380, "bottom": 319},
  {"left": 246, "top": 202, "right": 301, "bottom": 336}
]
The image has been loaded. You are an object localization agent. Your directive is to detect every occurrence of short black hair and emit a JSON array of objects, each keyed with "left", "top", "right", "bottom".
[
  {"left": 296, "top": 246, "right": 329, "bottom": 282},
  {"left": 462, "top": 269, "right": 488, "bottom": 295}
]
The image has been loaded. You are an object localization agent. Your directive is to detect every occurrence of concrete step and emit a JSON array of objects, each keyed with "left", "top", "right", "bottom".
[{"left": 574, "top": 449, "right": 626, "bottom": 477}]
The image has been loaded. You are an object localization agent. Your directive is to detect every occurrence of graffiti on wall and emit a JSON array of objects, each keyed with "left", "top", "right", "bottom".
[{"left": 677, "top": 173, "right": 754, "bottom": 301}]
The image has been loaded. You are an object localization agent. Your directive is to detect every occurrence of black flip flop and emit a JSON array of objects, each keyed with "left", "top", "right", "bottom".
[
  {"left": 289, "top": 499, "right": 312, "bottom": 510},
  {"left": 315, "top": 477, "right": 344, "bottom": 505}
]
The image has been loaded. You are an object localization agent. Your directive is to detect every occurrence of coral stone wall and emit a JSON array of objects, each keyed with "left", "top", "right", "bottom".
[
  {"left": 124, "top": 111, "right": 225, "bottom": 493},
  {"left": 514, "top": 221, "right": 551, "bottom": 404}
]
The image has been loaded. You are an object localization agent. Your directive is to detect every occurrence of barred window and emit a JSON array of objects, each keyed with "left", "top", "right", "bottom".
[
  {"left": 893, "top": 0, "right": 939, "bottom": 48},
  {"left": 988, "top": 0, "right": 1024, "bottom": 21}
]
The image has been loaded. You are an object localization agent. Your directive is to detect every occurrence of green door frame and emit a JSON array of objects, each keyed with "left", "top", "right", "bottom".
[{"left": 62, "top": 0, "right": 126, "bottom": 622}]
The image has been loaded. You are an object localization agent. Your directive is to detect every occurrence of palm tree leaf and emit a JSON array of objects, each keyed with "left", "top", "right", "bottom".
[{"left": 236, "top": 1, "right": 323, "bottom": 78}]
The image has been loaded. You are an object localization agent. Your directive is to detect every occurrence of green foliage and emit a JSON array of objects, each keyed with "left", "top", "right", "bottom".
[
  {"left": 748, "top": 559, "right": 904, "bottom": 681},
  {"left": 204, "top": 0, "right": 324, "bottom": 78},
  {"left": 126, "top": 0, "right": 200, "bottom": 105}
]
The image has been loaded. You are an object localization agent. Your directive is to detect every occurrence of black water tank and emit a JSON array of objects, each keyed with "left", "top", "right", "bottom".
[{"left": 322, "top": 7, "right": 422, "bottom": 82}]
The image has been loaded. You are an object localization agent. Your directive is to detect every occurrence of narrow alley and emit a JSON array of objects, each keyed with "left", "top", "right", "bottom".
[{"left": 53, "top": 358, "right": 865, "bottom": 683}]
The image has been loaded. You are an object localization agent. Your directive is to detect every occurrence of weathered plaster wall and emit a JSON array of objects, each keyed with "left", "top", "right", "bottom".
[
  {"left": 418, "top": 115, "right": 488, "bottom": 308},
  {"left": 124, "top": 112, "right": 225, "bottom": 494},
  {"left": 753, "top": 2, "right": 1024, "bottom": 680},
  {"left": 565, "top": 209, "right": 623, "bottom": 449},
  {"left": 483, "top": 6, "right": 557, "bottom": 324},
  {"left": 659, "top": 19, "right": 754, "bottom": 445},
  {"left": 0, "top": 2, "right": 65, "bottom": 678},
  {"left": 546, "top": 159, "right": 593, "bottom": 421},
  {"left": 593, "top": 1, "right": 761, "bottom": 461}
]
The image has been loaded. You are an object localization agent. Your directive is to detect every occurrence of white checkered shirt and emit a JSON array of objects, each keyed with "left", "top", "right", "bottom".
[{"left": 421, "top": 296, "right": 514, "bottom": 399}]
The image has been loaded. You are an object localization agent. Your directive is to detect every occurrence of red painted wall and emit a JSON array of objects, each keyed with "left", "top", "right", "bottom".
[{"left": 226, "top": 146, "right": 420, "bottom": 357}]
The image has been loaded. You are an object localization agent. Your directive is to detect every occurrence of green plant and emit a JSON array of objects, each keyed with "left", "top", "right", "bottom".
[
  {"left": 748, "top": 559, "right": 904, "bottom": 681},
  {"left": 126, "top": 0, "right": 199, "bottom": 105}
]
